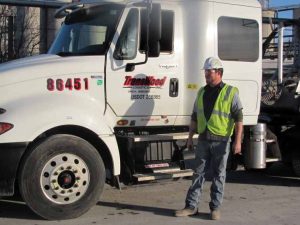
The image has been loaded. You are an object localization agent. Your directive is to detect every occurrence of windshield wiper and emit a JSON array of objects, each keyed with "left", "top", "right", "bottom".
[
  {"left": 56, "top": 52, "right": 77, "bottom": 56},
  {"left": 57, "top": 51, "right": 101, "bottom": 56}
]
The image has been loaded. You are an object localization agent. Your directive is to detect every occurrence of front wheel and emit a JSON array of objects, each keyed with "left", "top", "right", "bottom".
[{"left": 18, "top": 134, "right": 105, "bottom": 220}]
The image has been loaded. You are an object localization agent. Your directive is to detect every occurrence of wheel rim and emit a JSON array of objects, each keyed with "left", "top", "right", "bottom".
[{"left": 40, "top": 153, "right": 90, "bottom": 204}]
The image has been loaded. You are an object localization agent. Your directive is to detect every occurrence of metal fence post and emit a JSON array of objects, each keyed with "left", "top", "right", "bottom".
[{"left": 8, "top": 15, "right": 14, "bottom": 60}]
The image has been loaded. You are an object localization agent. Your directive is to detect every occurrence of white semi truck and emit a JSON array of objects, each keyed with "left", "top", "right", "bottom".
[{"left": 0, "top": 0, "right": 299, "bottom": 220}]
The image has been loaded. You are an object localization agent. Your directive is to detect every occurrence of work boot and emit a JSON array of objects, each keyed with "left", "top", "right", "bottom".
[
  {"left": 210, "top": 209, "right": 221, "bottom": 220},
  {"left": 174, "top": 207, "right": 197, "bottom": 217}
]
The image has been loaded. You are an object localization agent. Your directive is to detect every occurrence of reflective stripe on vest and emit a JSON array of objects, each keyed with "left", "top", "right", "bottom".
[{"left": 197, "top": 84, "right": 238, "bottom": 137}]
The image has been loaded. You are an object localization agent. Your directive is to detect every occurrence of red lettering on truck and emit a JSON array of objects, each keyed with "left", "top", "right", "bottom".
[
  {"left": 47, "top": 78, "right": 89, "bottom": 91},
  {"left": 124, "top": 76, "right": 167, "bottom": 87}
]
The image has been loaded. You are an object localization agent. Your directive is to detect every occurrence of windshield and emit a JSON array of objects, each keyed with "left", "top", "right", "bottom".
[{"left": 48, "top": 4, "right": 124, "bottom": 56}]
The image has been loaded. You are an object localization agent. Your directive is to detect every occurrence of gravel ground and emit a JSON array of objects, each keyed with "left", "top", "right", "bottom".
[{"left": 0, "top": 162, "right": 299, "bottom": 225}]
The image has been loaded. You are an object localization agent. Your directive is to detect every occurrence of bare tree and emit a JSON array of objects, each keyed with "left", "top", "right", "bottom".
[
  {"left": 14, "top": 6, "right": 40, "bottom": 59},
  {"left": 0, "top": 5, "right": 14, "bottom": 62},
  {"left": 0, "top": 5, "right": 40, "bottom": 62}
]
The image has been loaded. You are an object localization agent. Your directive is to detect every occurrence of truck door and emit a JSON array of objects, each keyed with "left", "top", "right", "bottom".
[
  {"left": 106, "top": 7, "right": 180, "bottom": 126},
  {"left": 213, "top": 2, "right": 262, "bottom": 125}
]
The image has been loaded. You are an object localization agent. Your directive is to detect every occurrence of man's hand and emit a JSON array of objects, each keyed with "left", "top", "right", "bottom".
[
  {"left": 187, "top": 120, "right": 197, "bottom": 150},
  {"left": 232, "top": 140, "right": 241, "bottom": 155},
  {"left": 233, "top": 121, "right": 243, "bottom": 155},
  {"left": 187, "top": 136, "right": 194, "bottom": 150}
]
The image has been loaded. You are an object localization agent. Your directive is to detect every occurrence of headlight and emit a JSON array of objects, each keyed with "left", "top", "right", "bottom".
[{"left": 0, "top": 123, "right": 13, "bottom": 135}]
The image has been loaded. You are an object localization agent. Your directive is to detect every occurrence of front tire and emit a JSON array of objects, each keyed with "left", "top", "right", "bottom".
[{"left": 19, "top": 134, "right": 105, "bottom": 220}]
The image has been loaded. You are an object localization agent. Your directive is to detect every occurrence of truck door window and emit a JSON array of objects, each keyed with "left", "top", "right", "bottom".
[
  {"left": 113, "top": 9, "right": 139, "bottom": 60},
  {"left": 160, "top": 10, "right": 174, "bottom": 53},
  {"left": 218, "top": 17, "right": 259, "bottom": 62},
  {"left": 140, "top": 10, "right": 174, "bottom": 53}
]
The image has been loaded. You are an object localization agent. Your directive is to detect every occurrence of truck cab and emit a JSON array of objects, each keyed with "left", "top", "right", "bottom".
[{"left": 0, "top": 0, "right": 262, "bottom": 220}]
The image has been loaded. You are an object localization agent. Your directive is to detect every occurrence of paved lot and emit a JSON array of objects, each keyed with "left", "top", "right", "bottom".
[{"left": 0, "top": 162, "right": 299, "bottom": 225}]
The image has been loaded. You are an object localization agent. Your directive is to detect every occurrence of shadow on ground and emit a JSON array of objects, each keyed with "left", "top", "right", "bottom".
[
  {"left": 97, "top": 201, "right": 211, "bottom": 220},
  {"left": 0, "top": 196, "right": 40, "bottom": 220},
  {"left": 226, "top": 162, "right": 300, "bottom": 187}
]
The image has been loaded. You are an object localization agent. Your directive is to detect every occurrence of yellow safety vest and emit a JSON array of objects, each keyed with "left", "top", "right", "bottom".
[{"left": 197, "top": 84, "right": 238, "bottom": 137}]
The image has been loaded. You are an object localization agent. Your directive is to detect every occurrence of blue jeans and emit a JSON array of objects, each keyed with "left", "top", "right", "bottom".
[{"left": 185, "top": 139, "right": 230, "bottom": 210}]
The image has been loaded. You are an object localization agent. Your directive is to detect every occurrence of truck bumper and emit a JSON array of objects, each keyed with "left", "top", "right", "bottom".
[{"left": 0, "top": 142, "right": 28, "bottom": 196}]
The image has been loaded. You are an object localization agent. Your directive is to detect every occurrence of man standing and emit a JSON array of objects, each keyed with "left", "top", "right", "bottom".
[{"left": 175, "top": 57, "right": 243, "bottom": 220}]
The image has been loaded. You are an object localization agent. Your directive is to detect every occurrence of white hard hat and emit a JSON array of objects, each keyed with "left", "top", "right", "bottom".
[{"left": 203, "top": 57, "right": 223, "bottom": 70}]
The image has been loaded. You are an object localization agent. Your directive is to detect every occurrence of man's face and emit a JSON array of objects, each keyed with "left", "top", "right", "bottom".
[{"left": 205, "top": 69, "right": 221, "bottom": 86}]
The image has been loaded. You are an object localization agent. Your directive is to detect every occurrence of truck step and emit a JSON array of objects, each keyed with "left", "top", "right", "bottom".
[
  {"left": 133, "top": 169, "right": 193, "bottom": 182},
  {"left": 266, "top": 139, "right": 276, "bottom": 144},
  {"left": 152, "top": 167, "right": 181, "bottom": 173},
  {"left": 266, "top": 157, "right": 280, "bottom": 163},
  {"left": 125, "top": 132, "right": 199, "bottom": 143}
]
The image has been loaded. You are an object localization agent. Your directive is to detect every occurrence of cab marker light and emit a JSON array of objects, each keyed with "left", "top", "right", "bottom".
[
  {"left": 0, "top": 123, "right": 13, "bottom": 135},
  {"left": 0, "top": 108, "right": 6, "bottom": 114},
  {"left": 117, "top": 120, "right": 129, "bottom": 126}
]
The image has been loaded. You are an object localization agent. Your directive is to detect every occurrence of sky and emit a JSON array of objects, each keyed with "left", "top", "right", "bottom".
[
  {"left": 267, "top": 0, "right": 299, "bottom": 41},
  {"left": 269, "top": 0, "right": 300, "bottom": 18},
  {"left": 269, "top": 0, "right": 300, "bottom": 7}
]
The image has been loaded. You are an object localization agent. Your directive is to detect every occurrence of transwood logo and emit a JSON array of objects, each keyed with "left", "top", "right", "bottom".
[{"left": 124, "top": 76, "right": 167, "bottom": 87}]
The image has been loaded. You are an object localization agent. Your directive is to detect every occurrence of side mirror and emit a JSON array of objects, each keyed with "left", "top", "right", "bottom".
[
  {"left": 148, "top": 4, "right": 161, "bottom": 57},
  {"left": 125, "top": 3, "right": 161, "bottom": 72}
]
